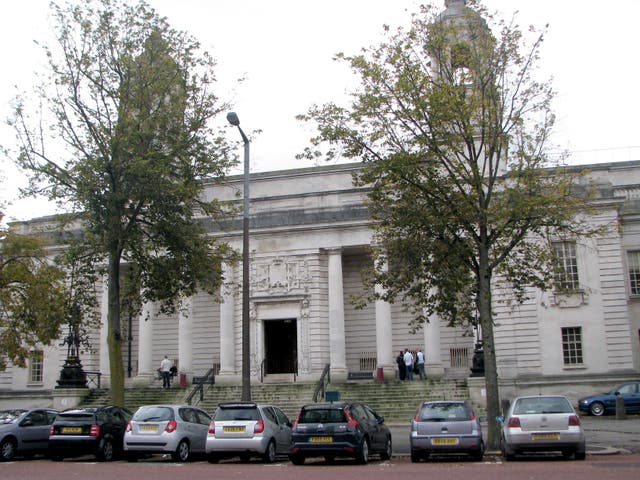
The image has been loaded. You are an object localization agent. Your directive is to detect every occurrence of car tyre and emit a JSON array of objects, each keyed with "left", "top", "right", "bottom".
[
  {"left": 172, "top": 439, "right": 190, "bottom": 462},
  {"left": 575, "top": 450, "right": 586, "bottom": 461},
  {"left": 97, "top": 438, "right": 114, "bottom": 462},
  {"left": 207, "top": 453, "right": 219, "bottom": 464},
  {"left": 262, "top": 440, "right": 276, "bottom": 463},
  {"left": 290, "top": 453, "right": 305, "bottom": 465},
  {"left": 380, "top": 436, "right": 392, "bottom": 460},
  {"left": 410, "top": 451, "right": 420, "bottom": 463},
  {"left": 471, "top": 440, "right": 485, "bottom": 461},
  {"left": 589, "top": 401, "right": 605, "bottom": 416},
  {"left": 0, "top": 438, "right": 17, "bottom": 462},
  {"left": 355, "top": 438, "right": 369, "bottom": 465},
  {"left": 125, "top": 453, "right": 139, "bottom": 462}
]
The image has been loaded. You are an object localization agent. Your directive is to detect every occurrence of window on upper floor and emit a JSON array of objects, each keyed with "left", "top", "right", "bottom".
[
  {"left": 29, "top": 350, "right": 44, "bottom": 383},
  {"left": 627, "top": 250, "right": 640, "bottom": 296},
  {"left": 561, "top": 327, "right": 583, "bottom": 365},
  {"left": 553, "top": 241, "right": 580, "bottom": 292}
]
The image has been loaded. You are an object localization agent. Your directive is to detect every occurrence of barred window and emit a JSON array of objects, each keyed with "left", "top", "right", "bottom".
[
  {"left": 627, "top": 251, "right": 640, "bottom": 296},
  {"left": 553, "top": 241, "right": 579, "bottom": 291},
  {"left": 29, "top": 350, "right": 44, "bottom": 383},
  {"left": 561, "top": 327, "right": 583, "bottom": 365}
]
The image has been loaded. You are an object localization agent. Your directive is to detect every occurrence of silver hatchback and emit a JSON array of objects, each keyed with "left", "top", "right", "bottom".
[
  {"left": 124, "top": 405, "right": 210, "bottom": 462},
  {"left": 206, "top": 402, "right": 292, "bottom": 463},
  {"left": 410, "top": 401, "right": 483, "bottom": 462},
  {"left": 501, "top": 395, "right": 586, "bottom": 460}
]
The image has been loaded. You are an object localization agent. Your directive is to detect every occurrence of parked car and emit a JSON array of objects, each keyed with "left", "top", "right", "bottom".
[
  {"left": 206, "top": 402, "right": 292, "bottom": 463},
  {"left": 48, "top": 406, "right": 132, "bottom": 461},
  {"left": 409, "top": 400, "right": 483, "bottom": 462},
  {"left": 289, "top": 402, "right": 392, "bottom": 465},
  {"left": 577, "top": 381, "right": 640, "bottom": 416},
  {"left": 124, "top": 405, "right": 210, "bottom": 462},
  {"left": 501, "top": 395, "right": 586, "bottom": 461},
  {"left": 0, "top": 408, "right": 58, "bottom": 461}
]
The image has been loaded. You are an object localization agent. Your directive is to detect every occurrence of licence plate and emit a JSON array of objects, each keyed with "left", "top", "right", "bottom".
[
  {"left": 310, "top": 436, "right": 333, "bottom": 443},
  {"left": 61, "top": 427, "right": 82, "bottom": 434},
  {"left": 531, "top": 433, "right": 560, "bottom": 440},
  {"left": 224, "top": 426, "right": 246, "bottom": 433},
  {"left": 140, "top": 424, "right": 159, "bottom": 432},
  {"left": 432, "top": 438, "right": 459, "bottom": 445}
]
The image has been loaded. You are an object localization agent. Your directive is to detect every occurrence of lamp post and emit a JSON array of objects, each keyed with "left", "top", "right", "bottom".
[{"left": 227, "top": 111, "right": 251, "bottom": 401}]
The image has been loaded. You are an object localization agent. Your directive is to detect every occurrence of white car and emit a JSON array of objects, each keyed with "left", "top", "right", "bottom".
[
  {"left": 501, "top": 395, "right": 586, "bottom": 460},
  {"left": 124, "top": 405, "right": 210, "bottom": 462}
]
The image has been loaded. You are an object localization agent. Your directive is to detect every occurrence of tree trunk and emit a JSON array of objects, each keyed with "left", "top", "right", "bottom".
[
  {"left": 478, "top": 242, "right": 501, "bottom": 451},
  {"left": 107, "top": 246, "right": 124, "bottom": 406}
]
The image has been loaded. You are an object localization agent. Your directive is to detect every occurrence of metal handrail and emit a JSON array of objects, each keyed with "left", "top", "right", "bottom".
[
  {"left": 312, "top": 363, "right": 331, "bottom": 403},
  {"left": 186, "top": 368, "right": 214, "bottom": 405}
]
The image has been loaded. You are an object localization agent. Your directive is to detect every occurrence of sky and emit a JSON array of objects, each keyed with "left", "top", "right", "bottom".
[{"left": 1, "top": 0, "right": 639, "bottom": 223}]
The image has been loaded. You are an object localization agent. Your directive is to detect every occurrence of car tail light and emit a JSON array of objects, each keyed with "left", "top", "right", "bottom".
[
  {"left": 469, "top": 411, "right": 476, "bottom": 421},
  {"left": 254, "top": 419, "right": 265, "bottom": 434},
  {"left": 344, "top": 409, "right": 359, "bottom": 428},
  {"left": 165, "top": 420, "right": 177, "bottom": 433},
  {"left": 507, "top": 417, "right": 521, "bottom": 428},
  {"left": 90, "top": 424, "right": 100, "bottom": 437},
  {"left": 568, "top": 415, "right": 581, "bottom": 426},
  {"left": 125, "top": 421, "right": 132, "bottom": 433},
  {"left": 292, "top": 412, "right": 301, "bottom": 429},
  {"left": 208, "top": 420, "right": 216, "bottom": 434},
  {"left": 413, "top": 404, "right": 421, "bottom": 422},
  {"left": 49, "top": 425, "right": 54, "bottom": 436}
]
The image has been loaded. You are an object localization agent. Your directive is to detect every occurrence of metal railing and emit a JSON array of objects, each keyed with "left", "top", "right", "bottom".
[
  {"left": 186, "top": 368, "right": 215, "bottom": 405},
  {"left": 312, "top": 363, "right": 331, "bottom": 403}
]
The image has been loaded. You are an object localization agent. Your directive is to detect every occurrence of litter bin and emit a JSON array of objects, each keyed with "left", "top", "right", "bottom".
[
  {"left": 325, "top": 391, "right": 340, "bottom": 402},
  {"left": 376, "top": 367, "right": 384, "bottom": 382},
  {"left": 179, "top": 373, "right": 187, "bottom": 388}
]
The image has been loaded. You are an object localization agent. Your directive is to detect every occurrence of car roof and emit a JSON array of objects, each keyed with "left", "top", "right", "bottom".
[{"left": 301, "top": 402, "right": 349, "bottom": 409}]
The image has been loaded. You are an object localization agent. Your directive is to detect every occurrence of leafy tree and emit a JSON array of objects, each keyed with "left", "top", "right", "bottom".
[
  {"left": 298, "top": 0, "right": 597, "bottom": 449},
  {"left": 9, "top": 0, "right": 236, "bottom": 405}
]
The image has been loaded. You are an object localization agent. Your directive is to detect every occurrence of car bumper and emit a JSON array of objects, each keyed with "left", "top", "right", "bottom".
[
  {"left": 503, "top": 430, "right": 585, "bottom": 452},
  {"left": 123, "top": 434, "right": 179, "bottom": 453},
  {"left": 205, "top": 436, "right": 269, "bottom": 454},
  {"left": 410, "top": 433, "right": 483, "bottom": 453},
  {"left": 48, "top": 436, "right": 100, "bottom": 456}
]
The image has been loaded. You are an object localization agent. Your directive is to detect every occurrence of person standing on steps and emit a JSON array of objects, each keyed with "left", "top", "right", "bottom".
[
  {"left": 416, "top": 348, "right": 425, "bottom": 380},
  {"left": 396, "top": 350, "right": 406, "bottom": 381},
  {"left": 160, "top": 355, "right": 172, "bottom": 389},
  {"left": 403, "top": 348, "right": 414, "bottom": 381}
]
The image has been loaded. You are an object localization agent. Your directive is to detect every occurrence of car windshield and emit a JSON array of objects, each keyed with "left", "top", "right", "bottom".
[
  {"left": 418, "top": 403, "right": 470, "bottom": 422},
  {"left": 214, "top": 407, "right": 260, "bottom": 421},
  {"left": 513, "top": 397, "right": 573, "bottom": 415},
  {"left": 133, "top": 406, "right": 174, "bottom": 422},
  {"left": 299, "top": 408, "right": 346, "bottom": 424}
]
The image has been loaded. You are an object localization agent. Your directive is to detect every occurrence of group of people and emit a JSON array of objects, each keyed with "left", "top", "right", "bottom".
[{"left": 396, "top": 348, "right": 425, "bottom": 381}]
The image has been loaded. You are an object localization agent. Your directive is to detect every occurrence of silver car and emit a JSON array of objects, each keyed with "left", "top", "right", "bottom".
[
  {"left": 206, "top": 402, "right": 292, "bottom": 463},
  {"left": 410, "top": 401, "right": 483, "bottom": 462},
  {"left": 501, "top": 395, "right": 586, "bottom": 460},
  {"left": 124, "top": 405, "right": 210, "bottom": 462},
  {"left": 0, "top": 409, "right": 58, "bottom": 461}
]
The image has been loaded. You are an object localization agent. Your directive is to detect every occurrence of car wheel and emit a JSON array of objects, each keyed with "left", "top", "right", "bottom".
[
  {"left": 289, "top": 453, "right": 305, "bottom": 465},
  {"left": 125, "top": 453, "right": 139, "bottom": 462},
  {"left": 589, "top": 401, "right": 605, "bottom": 416},
  {"left": 262, "top": 440, "right": 276, "bottom": 463},
  {"left": 172, "top": 440, "right": 190, "bottom": 462},
  {"left": 471, "top": 440, "right": 485, "bottom": 461},
  {"left": 98, "top": 438, "right": 114, "bottom": 461},
  {"left": 575, "top": 450, "right": 586, "bottom": 461},
  {"left": 410, "top": 451, "right": 420, "bottom": 463},
  {"left": 380, "top": 436, "right": 392, "bottom": 460},
  {"left": 0, "top": 438, "right": 17, "bottom": 461},
  {"left": 207, "top": 453, "right": 219, "bottom": 463},
  {"left": 355, "top": 438, "right": 369, "bottom": 465}
]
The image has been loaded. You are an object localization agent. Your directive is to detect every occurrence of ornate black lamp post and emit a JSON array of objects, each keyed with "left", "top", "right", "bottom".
[{"left": 56, "top": 302, "right": 87, "bottom": 388}]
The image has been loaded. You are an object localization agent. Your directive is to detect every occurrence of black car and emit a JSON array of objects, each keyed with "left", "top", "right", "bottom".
[
  {"left": 289, "top": 402, "right": 392, "bottom": 465},
  {"left": 49, "top": 406, "right": 132, "bottom": 461},
  {"left": 0, "top": 409, "right": 58, "bottom": 461}
]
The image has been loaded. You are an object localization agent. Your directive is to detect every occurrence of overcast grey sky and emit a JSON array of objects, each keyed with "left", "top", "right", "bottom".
[{"left": 2, "top": 0, "right": 639, "bottom": 222}]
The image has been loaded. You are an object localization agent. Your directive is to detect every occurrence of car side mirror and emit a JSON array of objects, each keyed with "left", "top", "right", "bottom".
[
  {"left": 495, "top": 416, "right": 504, "bottom": 423},
  {"left": 377, "top": 416, "right": 385, "bottom": 425}
]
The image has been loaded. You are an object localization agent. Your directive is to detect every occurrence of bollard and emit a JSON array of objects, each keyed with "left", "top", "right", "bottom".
[
  {"left": 615, "top": 393, "right": 627, "bottom": 420},
  {"left": 376, "top": 367, "right": 384, "bottom": 382}
]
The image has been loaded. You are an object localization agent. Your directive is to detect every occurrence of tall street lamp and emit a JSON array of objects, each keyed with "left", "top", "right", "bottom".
[{"left": 226, "top": 111, "right": 251, "bottom": 401}]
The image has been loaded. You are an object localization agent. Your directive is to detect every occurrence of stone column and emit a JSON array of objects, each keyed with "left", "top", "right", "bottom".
[
  {"left": 217, "top": 262, "right": 236, "bottom": 385},
  {"left": 327, "top": 248, "right": 348, "bottom": 382},
  {"left": 178, "top": 296, "right": 194, "bottom": 382},
  {"left": 98, "top": 278, "right": 111, "bottom": 388},
  {"left": 134, "top": 300, "right": 155, "bottom": 385},
  {"left": 375, "top": 261, "right": 394, "bottom": 379},
  {"left": 424, "top": 311, "right": 445, "bottom": 378}
]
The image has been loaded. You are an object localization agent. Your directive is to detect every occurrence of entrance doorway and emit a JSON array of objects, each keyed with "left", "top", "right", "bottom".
[{"left": 264, "top": 319, "right": 297, "bottom": 375}]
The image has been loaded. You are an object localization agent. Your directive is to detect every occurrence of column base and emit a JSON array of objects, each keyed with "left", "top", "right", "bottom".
[
  {"left": 215, "top": 372, "right": 240, "bottom": 386},
  {"left": 132, "top": 373, "right": 156, "bottom": 387},
  {"left": 425, "top": 363, "right": 445, "bottom": 379},
  {"left": 329, "top": 367, "right": 348, "bottom": 384}
]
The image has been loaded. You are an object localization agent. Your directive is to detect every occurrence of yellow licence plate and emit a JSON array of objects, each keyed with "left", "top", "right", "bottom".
[
  {"left": 224, "top": 426, "right": 246, "bottom": 433},
  {"left": 432, "top": 438, "right": 459, "bottom": 445},
  {"left": 61, "top": 427, "right": 82, "bottom": 434},
  {"left": 531, "top": 433, "right": 560, "bottom": 440},
  {"left": 310, "top": 436, "right": 333, "bottom": 443},
  {"left": 140, "top": 424, "right": 159, "bottom": 432}
]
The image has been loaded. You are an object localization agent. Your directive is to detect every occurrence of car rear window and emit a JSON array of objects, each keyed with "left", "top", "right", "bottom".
[
  {"left": 57, "top": 412, "right": 95, "bottom": 421},
  {"left": 418, "top": 403, "right": 471, "bottom": 421},
  {"left": 133, "top": 406, "right": 174, "bottom": 422},
  {"left": 214, "top": 407, "right": 260, "bottom": 421},
  {"left": 513, "top": 397, "right": 573, "bottom": 415},
  {"left": 299, "top": 408, "right": 346, "bottom": 424}
]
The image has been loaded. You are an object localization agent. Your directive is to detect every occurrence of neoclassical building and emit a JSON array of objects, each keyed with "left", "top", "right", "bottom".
[{"left": 2, "top": 160, "right": 640, "bottom": 402}]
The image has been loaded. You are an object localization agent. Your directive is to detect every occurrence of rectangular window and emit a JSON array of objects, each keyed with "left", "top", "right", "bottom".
[
  {"left": 561, "top": 327, "right": 583, "bottom": 365},
  {"left": 29, "top": 350, "right": 44, "bottom": 383},
  {"left": 553, "top": 241, "right": 579, "bottom": 291},
  {"left": 627, "top": 251, "right": 640, "bottom": 295}
]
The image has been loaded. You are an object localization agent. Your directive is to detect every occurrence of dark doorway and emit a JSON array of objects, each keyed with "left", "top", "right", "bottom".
[{"left": 264, "top": 319, "right": 297, "bottom": 374}]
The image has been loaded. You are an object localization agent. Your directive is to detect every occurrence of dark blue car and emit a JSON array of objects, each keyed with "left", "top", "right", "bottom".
[{"left": 577, "top": 381, "right": 640, "bottom": 416}]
